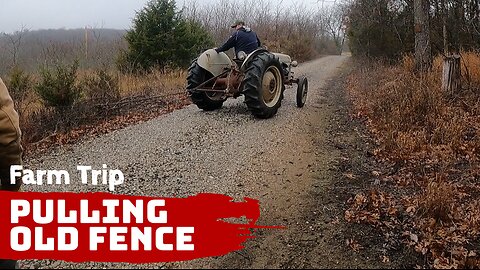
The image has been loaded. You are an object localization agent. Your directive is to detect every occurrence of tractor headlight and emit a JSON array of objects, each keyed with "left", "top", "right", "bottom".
[{"left": 291, "top": 61, "right": 298, "bottom": 67}]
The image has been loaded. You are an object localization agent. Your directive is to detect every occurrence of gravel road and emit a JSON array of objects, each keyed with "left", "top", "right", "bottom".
[{"left": 21, "top": 55, "right": 350, "bottom": 269}]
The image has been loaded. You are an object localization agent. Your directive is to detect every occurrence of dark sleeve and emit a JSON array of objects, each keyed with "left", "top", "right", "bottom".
[
  {"left": 215, "top": 33, "right": 237, "bottom": 53},
  {"left": 257, "top": 34, "right": 261, "bottom": 47}
]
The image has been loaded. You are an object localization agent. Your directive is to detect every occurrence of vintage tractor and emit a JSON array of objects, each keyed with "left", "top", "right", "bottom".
[{"left": 186, "top": 48, "right": 308, "bottom": 119}]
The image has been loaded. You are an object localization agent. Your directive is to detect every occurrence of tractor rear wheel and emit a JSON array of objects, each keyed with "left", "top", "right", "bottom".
[
  {"left": 187, "top": 62, "right": 226, "bottom": 111},
  {"left": 242, "top": 52, "right": 285, "bottom": 119}
]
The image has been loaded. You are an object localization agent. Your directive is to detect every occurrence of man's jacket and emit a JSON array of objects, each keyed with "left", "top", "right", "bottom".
[
  {"left": 215, "top": 27, "right": 261, "bottom": 56},
  {"left": 0, "top": 77, "right": 22, "bottom": 191}
]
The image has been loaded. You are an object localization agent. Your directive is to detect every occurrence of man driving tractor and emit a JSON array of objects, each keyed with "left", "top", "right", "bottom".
[
  {"left": 215, "top": 20, "right": 261, "bottom": 56},
  {"left": 187, "top": 19, "right": 308, "bottom": 118}
]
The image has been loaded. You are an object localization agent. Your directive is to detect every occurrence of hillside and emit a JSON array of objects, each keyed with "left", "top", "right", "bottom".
[{"left": 0, "top": 28, "right": 127, "bottom": 75}]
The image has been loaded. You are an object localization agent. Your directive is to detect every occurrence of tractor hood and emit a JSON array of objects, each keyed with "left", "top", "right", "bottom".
[
  {"left": 272, "top": 53, "right": 292, "bottom": 66},
  {"left": 197, "top": 49, "right": 233, "bottom": 77}
]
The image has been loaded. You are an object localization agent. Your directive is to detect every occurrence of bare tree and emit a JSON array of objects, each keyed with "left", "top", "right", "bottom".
[
  {"left": 4, "top": 25, "right": 29, "bottom": 68},
  {"left": 414, "top": 0, "right": 432, "bottom": 72},
  {"left": 321, "top": 4, "right": 347, "bottom": 54}
]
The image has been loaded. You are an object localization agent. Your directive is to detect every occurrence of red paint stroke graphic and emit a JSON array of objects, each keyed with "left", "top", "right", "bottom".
[{"left": 0, "top": 191, "right": 279, "bottom": 263}]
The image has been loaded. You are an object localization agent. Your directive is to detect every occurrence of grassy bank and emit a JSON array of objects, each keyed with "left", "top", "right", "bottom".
[
  {"left": 346, "top": 52, "right": 480, "bottom": 269},
  {"left": 7, "top": 68, "right": 188, "bottom": 155}
]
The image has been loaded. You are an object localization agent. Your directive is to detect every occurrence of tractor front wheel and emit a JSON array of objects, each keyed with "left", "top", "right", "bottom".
[{"left": 296, "top": 76, "right": 308, "bottom": 108}]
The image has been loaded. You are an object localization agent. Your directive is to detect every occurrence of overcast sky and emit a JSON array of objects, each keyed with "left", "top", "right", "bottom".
[{"left": 0, "top": 0, "right": 323, "bottom": 34}]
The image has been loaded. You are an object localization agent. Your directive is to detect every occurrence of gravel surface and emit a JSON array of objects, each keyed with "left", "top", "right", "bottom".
[{"left": 20, "top": 55, "right": 349, "bottom": 269}]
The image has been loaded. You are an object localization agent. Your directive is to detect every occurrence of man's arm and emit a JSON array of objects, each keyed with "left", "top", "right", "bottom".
[
  {"left": 256, "top": 34, "right": 261, "bottom": 47},
  {"left": 215, "top": 32, "right": 237, "bottom": 53},
  {"left": 0, "top": 77, "right": 22, "bottom": 191}
]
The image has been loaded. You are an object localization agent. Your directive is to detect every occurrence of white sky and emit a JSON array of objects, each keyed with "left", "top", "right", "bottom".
[{"left": 0, "top": 0, "right": 324, "bottom": 34}]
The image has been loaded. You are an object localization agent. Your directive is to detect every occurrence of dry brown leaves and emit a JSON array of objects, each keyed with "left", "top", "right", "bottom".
[
  {"left": 345, "top": 190, "right": 400, "bottom": 227},
  {"left": 345, "top": 53, "right": 480, "bottom": 269}
]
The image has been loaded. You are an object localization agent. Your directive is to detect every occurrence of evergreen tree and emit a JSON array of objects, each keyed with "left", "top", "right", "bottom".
[{"left": 118, "top": 0, "right": 214, "bottom": 72}]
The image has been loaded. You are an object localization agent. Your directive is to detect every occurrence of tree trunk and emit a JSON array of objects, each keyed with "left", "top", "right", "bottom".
[
  {"left": 414, "top": 0, "right": 432, "bottom": 72},
  {"left": 442, "top": 54, "right": 461, "bottom": 95},
  {"left": 441, "top": 0, "right": 448, "bottom": 54}
]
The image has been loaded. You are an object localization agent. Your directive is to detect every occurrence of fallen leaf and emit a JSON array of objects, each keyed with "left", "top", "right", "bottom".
[
  {"left": 346, "top": 239, "right": 363, "bottom": 252},
  {"left": 382, "top": 255, "right": 390, "bottom": 263},
  {"left": 410, "top": 233, "right": 419, "bottom": 243},
  {"left": 344, "top": 173, "right": 356, "bottom": 180},
  {"left": 406, "top": 206, "right": 416, "bottom": 214}
]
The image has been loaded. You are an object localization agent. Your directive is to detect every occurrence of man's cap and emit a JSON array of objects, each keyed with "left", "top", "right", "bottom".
[{"left": 231, "top": 20, "right": 245, "bottom": 28}]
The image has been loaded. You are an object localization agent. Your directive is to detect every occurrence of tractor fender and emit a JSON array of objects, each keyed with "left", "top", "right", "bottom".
[
  {"left": 240, "top": 48, "right": 269, "bottom": 72},
  {"left": 197, "top": 49, "right": 232, "bottom": 77}
]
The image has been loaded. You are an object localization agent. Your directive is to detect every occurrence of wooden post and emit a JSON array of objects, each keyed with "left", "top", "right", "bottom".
[{"left": 442, "top": 54, "right": 461, "bottom": 95}]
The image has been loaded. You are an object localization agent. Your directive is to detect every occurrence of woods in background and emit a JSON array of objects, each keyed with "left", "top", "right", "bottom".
[
  {"left": 0, "top": 0, "right": 346, "bottom": 76},
  {"left": 347, "top": 0, "right": 480, "bottom": 59},
  {"left": 183, "top": 0, "right": 347, "bottom": 62}
]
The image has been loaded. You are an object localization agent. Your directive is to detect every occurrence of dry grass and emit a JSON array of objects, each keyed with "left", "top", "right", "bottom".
[
  {"left": 348, "top": 52, "right": 480, "bottom": 161},
  {"left": 118, "top": 69, "right": 187, "bottom": 96},
  {"left": 75, "top": 68, "right": 187, "bottom": 96},
  {"left": 13, "top": 68, "right": 188, "bottom": 149},
  {"left": 347, "top": 52, "right": 480, "bottom": 268},
  {"left": 418, "top": 175, "right": 457, "bottom": 222},
  {"left": 462, "top": 52, "right": 480, "bottom": 88}
]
